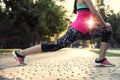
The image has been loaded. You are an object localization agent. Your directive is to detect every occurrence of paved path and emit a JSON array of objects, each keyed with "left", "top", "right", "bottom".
[{"left": 0, "top": 48, "right": 120, "bottom": 80}]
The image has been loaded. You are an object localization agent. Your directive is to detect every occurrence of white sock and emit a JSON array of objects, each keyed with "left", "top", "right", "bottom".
[{"left": 16, "top": 50, "right": 24, "bottom": 56}]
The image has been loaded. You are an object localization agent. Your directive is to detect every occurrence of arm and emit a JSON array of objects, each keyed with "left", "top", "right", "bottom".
[{"left": 84, "top": 0, "right": 107, "bottom": 27}]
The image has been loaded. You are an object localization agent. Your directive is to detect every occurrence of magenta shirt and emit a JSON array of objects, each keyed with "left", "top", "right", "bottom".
[{"left": 70, "top": 10, "right": 92, "bottom": 34}]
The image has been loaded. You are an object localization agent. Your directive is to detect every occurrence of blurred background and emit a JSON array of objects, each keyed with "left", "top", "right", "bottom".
[{"left": 0, "top": 0, "right": 120, "bottom": 51}]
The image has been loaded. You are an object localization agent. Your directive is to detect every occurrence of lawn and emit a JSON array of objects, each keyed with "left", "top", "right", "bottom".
[
  {"left": 90, "top": 49, "right": 120, "bottom": 57},
  {"left": 0, "top": 49, "right": 20, "bottom": 55}
]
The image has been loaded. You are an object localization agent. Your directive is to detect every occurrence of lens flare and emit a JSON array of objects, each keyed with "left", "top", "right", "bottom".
[{"left": 86, "top": 17, "right": 94, "bottom": 29}]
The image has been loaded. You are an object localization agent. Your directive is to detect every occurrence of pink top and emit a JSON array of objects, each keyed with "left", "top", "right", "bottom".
[{"left": 70, "top": 10, "right": 92, "bottom": 34}]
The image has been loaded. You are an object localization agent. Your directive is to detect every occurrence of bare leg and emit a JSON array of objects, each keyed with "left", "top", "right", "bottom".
[
  {"left": 20, "top": 44, "right": 42, "bottom": 55},
  {"left": 95, "top": 42, "right": 115, "bottom": 67},
  {"left": 99, "top": 42, "right": 110, "bottom": 59}
]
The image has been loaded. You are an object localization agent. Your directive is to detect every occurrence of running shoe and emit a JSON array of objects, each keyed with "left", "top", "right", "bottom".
[
  {"left": 12, "top": 50, "right": 26, "bottom": 65},
  {"left": 95, "top": 58, "right": 115, "bottom": 67}
]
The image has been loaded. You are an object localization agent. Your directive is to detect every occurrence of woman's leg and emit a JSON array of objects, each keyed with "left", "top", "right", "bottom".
[
  {"left": 12, "top": 27, "right": 84, "bottom": 65},
  {"left": 95, "top": 28, "right": 115, "bottom": 66},
  {"left": 83, "top": 27, "right": 115, "bottom": 66},
  {"left": 99, "top": 42, "right": 110, "bottom": 59},
  {"left": 19, "top": 44, "right": 42, "bottom": 55},
  {"left": 84, "top": 27, "right": 112, "bottom": 59},
  {"left": 98, "top": 27, "right": 112, "bottom": 59},
  {"left": 16, "top": 27, "right": 76, "bottom": 56}
]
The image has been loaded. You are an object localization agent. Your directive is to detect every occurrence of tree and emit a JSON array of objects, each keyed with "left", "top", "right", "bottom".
[
  {"left": 0, "top": 0, "right": 69, "bottom": 48},
  {"left": 98, "top": 3, "right": 120, "bottom": 48},
  {"left": 106, "top": 12, "right": 120, "bottom": 48}
]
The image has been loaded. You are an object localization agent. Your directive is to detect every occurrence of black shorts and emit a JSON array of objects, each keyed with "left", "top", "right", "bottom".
[{"left": 42, "top": 27, "right": 112, "bottom": 52}]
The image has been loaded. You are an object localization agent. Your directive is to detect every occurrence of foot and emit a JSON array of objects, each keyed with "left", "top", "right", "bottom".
[
  {"left": 12, "top": 50, "right": 26, "bottom": 65},
  {"left": 95, "top": 58, "right": 115, "bottom": 67}
]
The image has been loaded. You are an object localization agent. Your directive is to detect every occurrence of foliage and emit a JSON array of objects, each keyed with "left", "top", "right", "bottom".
[
  {"left": 106, "top": 12, "right": 120, "bottom": 47},
  {"left": 0, "top": 0, "right": 69, "bottom": 48}
]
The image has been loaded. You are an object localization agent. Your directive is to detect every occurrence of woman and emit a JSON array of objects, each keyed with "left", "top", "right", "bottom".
[{"left": 12, "top": 0, "right": 115, "bottom": 67}]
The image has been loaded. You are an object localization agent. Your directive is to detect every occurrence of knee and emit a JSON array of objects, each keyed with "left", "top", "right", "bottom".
[
  {"left": 102, "top": 28, "right": 112, "bottom": 35},
  {"left": 101, "top": 29, "right": 112, "bottom": 43},
  {"left": 41, "top": 43, "right": 62, "bottom": 52}
]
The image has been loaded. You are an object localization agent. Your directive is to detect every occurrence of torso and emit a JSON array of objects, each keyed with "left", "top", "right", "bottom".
[{"left": 70, "top": 0, "right": 92, "bottom": 34}]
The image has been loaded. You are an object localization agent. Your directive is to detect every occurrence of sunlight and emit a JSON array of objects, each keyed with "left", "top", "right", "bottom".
[{"left": 86, "top": 17, "right": 94, "bottom": 29}]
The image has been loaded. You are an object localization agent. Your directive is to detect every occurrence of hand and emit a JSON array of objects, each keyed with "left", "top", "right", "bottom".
[
  {"left": 104, "top": 22, "right": 112, "bottom": 30},
  {"left": 105, "top": 22, "right": 111, "bottom": 27}
]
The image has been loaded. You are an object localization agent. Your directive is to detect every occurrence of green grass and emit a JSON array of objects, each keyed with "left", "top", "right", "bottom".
[
  {"left": 0, "top": 49, "right": 12, "bottom": 55},
  {"left": 90, "top": 50, "right": 120, "bottom": 57},
  {"left": 0, "top": 49, "right": 19, "bottom": 55},
  {"left": 108, "top": 48, "right": 120, "bottom": 50}
]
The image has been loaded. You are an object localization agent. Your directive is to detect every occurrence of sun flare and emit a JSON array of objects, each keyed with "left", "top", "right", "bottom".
[{"left": 87, "top": 17, "right": 94, "bottom": 29}]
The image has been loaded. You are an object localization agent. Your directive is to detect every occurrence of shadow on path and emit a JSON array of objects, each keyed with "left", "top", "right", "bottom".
[
  {"left": 0, "top": 75, "right": 22, "bottom": 80},
  {"left": 0, "top": 63, "right": 27, "bottom": 70}
]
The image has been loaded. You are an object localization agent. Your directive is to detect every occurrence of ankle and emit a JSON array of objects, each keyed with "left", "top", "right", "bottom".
[
  {"left": 96, "top": 58, "right": 106, "bottom": 61},
  {"left": 16, "top": 50, "right": 25, "bottom": 56}
]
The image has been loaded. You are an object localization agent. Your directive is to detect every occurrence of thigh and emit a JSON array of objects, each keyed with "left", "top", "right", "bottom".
[
  {"left": 83, "top": 27, "right": 103, "bottom": 40},
  {"left": 56, "top": 27, "right": 84, "bottom": 47}
]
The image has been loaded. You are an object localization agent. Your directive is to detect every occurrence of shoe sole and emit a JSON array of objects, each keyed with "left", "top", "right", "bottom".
[{"left": 95, "top": 63, "right": 116, "bottom": 67}]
